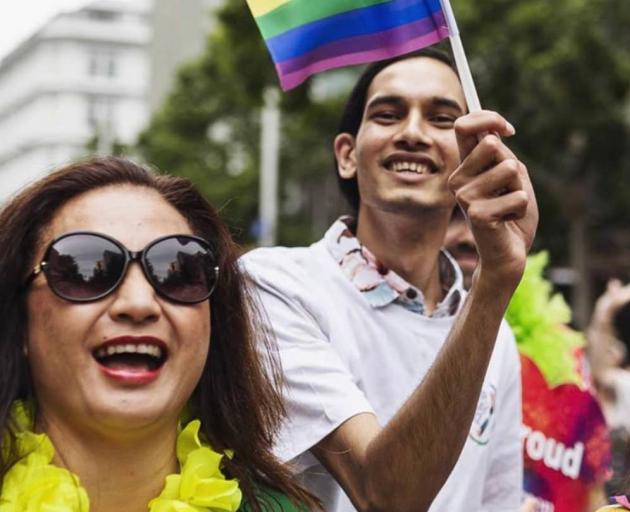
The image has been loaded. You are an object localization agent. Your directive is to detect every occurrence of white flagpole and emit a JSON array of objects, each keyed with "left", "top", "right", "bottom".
[{"left": 439, "top": 0, "right": 481, "bottom": 113}]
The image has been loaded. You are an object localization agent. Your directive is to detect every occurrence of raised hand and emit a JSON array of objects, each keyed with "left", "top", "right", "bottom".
[
  {"left": 592, "top": 279, "right": 630, "bottom": 327},
  {"left": 448, "top": 111, "right": 539, "bottom": 290}
]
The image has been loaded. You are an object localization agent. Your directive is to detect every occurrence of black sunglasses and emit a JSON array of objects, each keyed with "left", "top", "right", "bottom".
[{"left": 25, "top": 231, "right": 219, "bottom": 304}]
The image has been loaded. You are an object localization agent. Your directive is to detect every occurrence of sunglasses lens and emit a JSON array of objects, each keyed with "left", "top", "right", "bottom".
[
  {"left": 144, "top": 237, "right": 217, "bottom": 303},
  {"left": 46, "top": 235, "right": 125, "bottom": 300}
]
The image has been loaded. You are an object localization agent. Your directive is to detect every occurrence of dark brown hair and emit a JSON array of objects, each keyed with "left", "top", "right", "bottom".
[{"left": 0, "top": 156, "right": 319, "bottom": 510}]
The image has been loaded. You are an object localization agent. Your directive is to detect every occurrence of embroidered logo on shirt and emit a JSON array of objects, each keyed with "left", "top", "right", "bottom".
[{"left": 469, "top": 384, "right": 496, "bottom": 445}]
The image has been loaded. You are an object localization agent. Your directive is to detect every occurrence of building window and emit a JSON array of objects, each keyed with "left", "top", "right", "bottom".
[
  {"left": 87, "top": 96, "right": 113, "bottom": 132},
  {"left": 88, "top": 50, "right": 117, "bottom": 78}
]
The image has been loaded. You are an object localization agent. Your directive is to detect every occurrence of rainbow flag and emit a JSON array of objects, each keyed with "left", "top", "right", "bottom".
[{"left": 247, "top": 0, "right": 451, "bottom": 91}]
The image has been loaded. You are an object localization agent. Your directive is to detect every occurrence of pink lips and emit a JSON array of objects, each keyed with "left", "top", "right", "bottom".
[
  {"left": 94, "top": 336, "right": 167, "bottom": 386},
  {"left": 99, "top": 366, "right": 160, "bottom": 385}
]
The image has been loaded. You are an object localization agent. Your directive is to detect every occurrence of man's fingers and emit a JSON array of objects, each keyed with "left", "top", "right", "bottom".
[
  {"left": 451, "top": 134, "right": 517, "bottom": 187},
  {"left": 455, "top": 110, "right": 516, "bottom": 160},
  {"left": 450, "top": 159, "right": 522, "bottom": 206},
  {"left": 466, "top": 191, "right": 529, "bottom": 226}
]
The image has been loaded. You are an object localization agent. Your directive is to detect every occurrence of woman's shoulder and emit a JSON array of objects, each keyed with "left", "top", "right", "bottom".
[{"left": 239, "top": 484, "right": 309, "bottom": 512}]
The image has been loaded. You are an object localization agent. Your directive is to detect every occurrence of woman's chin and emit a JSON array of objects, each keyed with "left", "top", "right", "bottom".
[
  {"left": 65, "top": 391, "right": 185, "bottom": 437},
  {"left": 32, "top": 347, "right": 201, "bottom": 439}
]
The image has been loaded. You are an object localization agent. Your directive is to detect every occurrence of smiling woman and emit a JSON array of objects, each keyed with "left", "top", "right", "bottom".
[{"left": 0, "top": 157, "right": 319, "bottom": 511}]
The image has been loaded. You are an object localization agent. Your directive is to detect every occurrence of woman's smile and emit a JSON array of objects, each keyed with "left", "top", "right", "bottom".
[{"left": 93, "top": 335, "right": 168, "bottom": 385}]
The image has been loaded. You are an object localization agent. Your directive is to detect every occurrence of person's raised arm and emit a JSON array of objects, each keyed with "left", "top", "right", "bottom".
[
  {"left": 587, "top": 279, "right": 630, "bottom": 388},
  {"left": 311, "top": 111, "right": 538, "bottom": 512}
]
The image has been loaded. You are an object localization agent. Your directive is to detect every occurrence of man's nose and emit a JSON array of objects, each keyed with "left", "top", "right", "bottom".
[
  {"left": 454, "top": 222, "right": 477, "bottom": 250},
  {"left": 108, "top": 263, "right": 161, "bottom": 324},
  {"left": 394, "top": 112, "right": 432, "bottom": 148}
]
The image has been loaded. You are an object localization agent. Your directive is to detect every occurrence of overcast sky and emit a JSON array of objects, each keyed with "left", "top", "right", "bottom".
[{"left": 0, "top": 0, "right": 92, "bottom": 61}]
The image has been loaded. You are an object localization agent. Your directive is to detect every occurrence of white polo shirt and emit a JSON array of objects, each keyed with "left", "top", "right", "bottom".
[{"left": 242, "top": 218, "right": 522, "bottom": 512}]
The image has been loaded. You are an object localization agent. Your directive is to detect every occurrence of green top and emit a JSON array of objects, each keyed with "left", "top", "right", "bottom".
[{"left": 240, "top": 484, "right": 309, "bottom": 511}]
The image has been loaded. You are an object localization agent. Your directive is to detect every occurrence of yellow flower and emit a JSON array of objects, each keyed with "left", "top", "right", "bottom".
[
  {"left": 149, "top": 420, "right": 242, "bottom": 512},
  {"left": 1, "top": 403, "right": 242, "bottom": 512},
  {"left": 0, "top": 403, "right": 89, "bottom": 511}
]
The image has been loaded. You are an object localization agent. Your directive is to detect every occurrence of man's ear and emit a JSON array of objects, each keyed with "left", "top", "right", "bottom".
[{"left": 334, "top": 133, "right": 357, "bottom": 179}]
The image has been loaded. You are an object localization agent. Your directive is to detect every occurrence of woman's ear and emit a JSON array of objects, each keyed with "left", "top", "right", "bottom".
[{"left": 334, "top": 133, "right": 358, "bottom": 180}]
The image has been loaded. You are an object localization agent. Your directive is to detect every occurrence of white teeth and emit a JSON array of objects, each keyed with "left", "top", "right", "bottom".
[
  {"left": 95, "top": 343, "right": 164, "bottom": 359},
  {"left": 390, "top": 161, "right": 429, "bottom": 174},
  {"left": 140, "top": 344, "right": 162, "bottom": 358}
]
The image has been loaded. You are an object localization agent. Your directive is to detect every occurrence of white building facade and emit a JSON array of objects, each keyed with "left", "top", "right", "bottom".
[
  {"left": 149, "top": 0, "right": 221, "bottom": 112},
  {"left": 0, "top": 0, "right": 151, "bottom": 202}
]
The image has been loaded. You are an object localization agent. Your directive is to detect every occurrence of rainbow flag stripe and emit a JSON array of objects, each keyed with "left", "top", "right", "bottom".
[{"left": 247, "top": 0, "right": 450, "bottom": 90}]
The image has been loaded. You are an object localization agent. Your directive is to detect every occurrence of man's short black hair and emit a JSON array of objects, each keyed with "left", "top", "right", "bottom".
[{"left": 334, "top": 47, "right": 457, "bottom": 212}]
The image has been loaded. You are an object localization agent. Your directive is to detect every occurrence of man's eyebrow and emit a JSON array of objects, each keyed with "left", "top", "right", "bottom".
[
  {"left": 365, "top": 95, "right": 465, "bottom": 113},
  {"left": 365, "top": 95, "right": 405, "bottom": 111},
  {"left": 431, "top": 96, "right": 465, "bottom": 113}
]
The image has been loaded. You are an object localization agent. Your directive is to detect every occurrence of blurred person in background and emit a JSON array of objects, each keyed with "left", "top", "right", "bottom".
[
  {"left": 0, "top": 157, "right": 319, "bottom": 511},
  {"left": 588, "top": 280, "right": 630, "bottom": 496},
  {"left": 445, "top": 206, "right": 611, "bottom": 512},
  {"left": 442, "top": 205, "right": 477, "bottom": 290}
]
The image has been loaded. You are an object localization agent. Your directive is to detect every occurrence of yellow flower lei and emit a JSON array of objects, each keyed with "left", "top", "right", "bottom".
[{"left": 0, "top": 402, "right": 242, "bottom": 511}]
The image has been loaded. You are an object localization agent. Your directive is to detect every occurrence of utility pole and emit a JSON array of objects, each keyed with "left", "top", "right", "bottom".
[{"left": 258, "top": 87, "right": 281, "bottom": 246}]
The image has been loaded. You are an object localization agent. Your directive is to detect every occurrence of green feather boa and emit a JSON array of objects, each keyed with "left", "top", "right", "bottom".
[{"left": 506, "top": 252, "right": 585, "bottom": 388}]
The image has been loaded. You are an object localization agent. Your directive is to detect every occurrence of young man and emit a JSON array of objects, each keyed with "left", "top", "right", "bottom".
[{"left": 243, "top": 48, "right": 538, "bottom": 511}]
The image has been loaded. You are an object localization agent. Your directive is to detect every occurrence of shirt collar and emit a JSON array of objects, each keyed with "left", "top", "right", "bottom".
[{"left": 325, "top": 217, "right": 464, "bottom": 317}]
